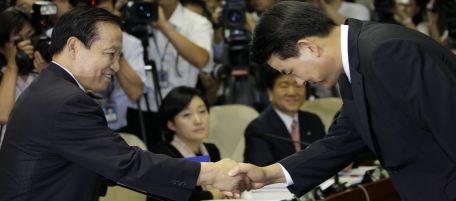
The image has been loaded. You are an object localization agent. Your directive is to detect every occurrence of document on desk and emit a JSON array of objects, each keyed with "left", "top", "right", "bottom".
[
  {"left": 338, "top": 166, "right": 377, "bottom": 186},
  {"left": 207, "top": 183, "right": 295, "bottom": 201}
]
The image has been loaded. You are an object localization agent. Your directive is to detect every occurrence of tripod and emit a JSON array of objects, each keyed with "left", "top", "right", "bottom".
[{"left": 124, "top": 25, "right": 164, "bottom": 147}]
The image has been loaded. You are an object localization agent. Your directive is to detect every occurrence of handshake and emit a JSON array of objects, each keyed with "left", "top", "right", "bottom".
[{"left": 197, "top": 159, "right": 288, "bottom": 198}]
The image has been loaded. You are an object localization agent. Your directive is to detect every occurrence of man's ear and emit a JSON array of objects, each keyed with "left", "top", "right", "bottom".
[
  {"left": 267, "top": 88, "right": 273, "bottom": 102},
  {"left": 167, "top": 120, "right": 176, "bottom": 132},
  {"left": 66, "top": 36, "right": 80, "bottom": 59},
  {"left": 297, "top": 38, "right": 320, "bottom": 57}
]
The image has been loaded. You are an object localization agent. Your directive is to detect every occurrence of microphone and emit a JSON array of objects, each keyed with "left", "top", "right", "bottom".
[{"left": 252, "top": 132, "right": 312, "bottom": 146}]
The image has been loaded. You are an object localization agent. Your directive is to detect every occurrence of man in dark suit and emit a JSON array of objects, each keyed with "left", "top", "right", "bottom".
[
  {"left": 0, "top": 7, "right": 243, "bottom": 201},
  {"left": 244, "top": 70, "right": 325, "bottom": 166},
  {"left": 229, "top": 1, "right": 456, "bottom": 201}
]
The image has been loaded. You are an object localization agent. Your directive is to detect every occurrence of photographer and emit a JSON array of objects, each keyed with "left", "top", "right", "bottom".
[
  {"left": 0, "top": 8, "right": 47, "bottom": 145},
  {"left": 125, "top": 0, "right": 214, "bottom": 148}
]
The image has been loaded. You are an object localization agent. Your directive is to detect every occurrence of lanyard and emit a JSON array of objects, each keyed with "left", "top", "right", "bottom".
[{"left": 151, "top": 31, "right": 182, "bottom": 78}]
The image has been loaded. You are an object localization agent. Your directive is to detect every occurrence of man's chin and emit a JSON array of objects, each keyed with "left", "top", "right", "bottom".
[{"left": 91, "top": 84, "right": 110, "bottom": 93}]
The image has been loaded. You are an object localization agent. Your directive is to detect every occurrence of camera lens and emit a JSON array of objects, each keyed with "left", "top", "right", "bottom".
[
  {"left": 137, "top": 4, "right": 152, "bottom": 18},
  {"left": 228, "top": 10, "right": 243, "bottom": 23}
]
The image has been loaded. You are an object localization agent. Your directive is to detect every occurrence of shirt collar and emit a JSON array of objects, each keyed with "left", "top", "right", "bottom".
[
  {"left": 51, "top": 61, "right": 86, "bottom": 92},
  {"left": 341, "top": 24, "right": 351, "bottom": 83},
  {"left": 273, "top": 106, "right": 299, "bottom": 133}
]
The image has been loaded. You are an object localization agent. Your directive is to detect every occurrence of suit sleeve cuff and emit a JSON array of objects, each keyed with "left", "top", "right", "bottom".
[{"left": 278, "top": 163, "right": 294, "bottom": 186}]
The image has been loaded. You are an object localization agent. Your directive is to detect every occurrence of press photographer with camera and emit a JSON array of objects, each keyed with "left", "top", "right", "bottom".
[
  {"left": 89, "top": 0, "right": 147, "bottom": 132},
  {"left": 125, "top": 0, "right": 214, "bottom": 148},
  {"left": 0, "top": 7, "right": 48, "bottom": 145}
]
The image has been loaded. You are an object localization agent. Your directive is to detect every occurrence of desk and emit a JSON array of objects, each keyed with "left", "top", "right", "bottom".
[
  {"left": 323, "top": 178, "right": 401, "bottom": 201},
  {"left": 209, "top": 167, "right": 400, "bottom": 201},
  {"left": 209, "top": 183, "right": 295, "bottom": 201}
]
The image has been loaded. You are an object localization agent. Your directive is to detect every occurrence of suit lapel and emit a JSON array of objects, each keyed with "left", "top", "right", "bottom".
[
  {"left": 343, "top": 19, "right": 378, "bottom": 155},
  {"left": 267, "top": 107, "right": 292, "bottom": 139},
  {"left": 266, "top": 107, "right": 296, "bottom": 151}
]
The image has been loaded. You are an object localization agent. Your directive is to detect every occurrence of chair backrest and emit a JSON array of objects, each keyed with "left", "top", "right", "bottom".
[
  {"left": 205, "top": 104, "right": 259, "bottom": 162},
  {"left": 99, "top": 133, "right": 148, "bottom": 201},
  {"left": 300, "top": 98, "right": 343, "bottom": 131}
]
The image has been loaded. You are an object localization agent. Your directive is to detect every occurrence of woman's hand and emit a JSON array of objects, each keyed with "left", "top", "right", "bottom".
[{"left": 33, "top": 51, "right": 48, "bottom": 72}]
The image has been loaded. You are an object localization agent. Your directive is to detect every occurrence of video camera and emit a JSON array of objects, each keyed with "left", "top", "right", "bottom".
[
  {"left": 122, "top": 1, "right": 158, "bottom": 38},
  {"left": 15, "top": 35, "right": 52, "bottom": 75},
  {"left": 31, "top": 1, "right": 56, "bottom": 32},
  {"left": 220, "top": 0, "right": 250, "bottom": 72}
]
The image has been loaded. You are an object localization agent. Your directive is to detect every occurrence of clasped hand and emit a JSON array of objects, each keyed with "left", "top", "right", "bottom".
[{"left": 201, "top": 160, "right": 285, "bottom": 198}]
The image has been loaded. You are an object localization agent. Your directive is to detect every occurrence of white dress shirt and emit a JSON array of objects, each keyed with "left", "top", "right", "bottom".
[{"left": 273, "top": 107, "right": 299, "bottom": 134}]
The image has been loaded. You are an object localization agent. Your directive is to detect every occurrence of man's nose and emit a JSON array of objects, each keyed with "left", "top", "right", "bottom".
[{"left": 111, "top": 57, "right": 120, "bottom": 72}]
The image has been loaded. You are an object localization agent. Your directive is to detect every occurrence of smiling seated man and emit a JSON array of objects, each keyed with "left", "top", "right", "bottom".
[{"left": 244, "top": 69, "right": 325, "bottom": 166}]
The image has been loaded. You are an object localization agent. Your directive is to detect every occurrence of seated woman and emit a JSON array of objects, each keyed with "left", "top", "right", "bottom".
[{"left": 150, "top": 86, "right": 225, "bottom": 201}]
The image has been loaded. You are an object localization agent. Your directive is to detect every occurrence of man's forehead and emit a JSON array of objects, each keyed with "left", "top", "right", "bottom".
[{"left": 93, "top": 22, "right": 122, "bottom": 47}]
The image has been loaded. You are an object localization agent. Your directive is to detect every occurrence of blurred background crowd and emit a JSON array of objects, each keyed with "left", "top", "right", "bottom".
[{"left": 1, "top": 0, "right": 455, "bottom": 200}]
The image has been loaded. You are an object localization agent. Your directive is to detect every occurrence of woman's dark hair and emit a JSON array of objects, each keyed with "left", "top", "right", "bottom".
[
  {"left": 250, "top": 1, "right": 335, "bottom": 65},
  {"left": 159, "top": 86, "right": 209, "bottom": 142},
  {"left": 411, "top": 0, "right": 427, "bottom": 25},
  {"left": 49, "top": 6, "right": 121, "bottom": 55},
  {"left": 0, "top": 7, "right": 31, "bottom": 48}
]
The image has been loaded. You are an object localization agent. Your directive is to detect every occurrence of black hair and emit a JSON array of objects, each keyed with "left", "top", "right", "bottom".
[
  {"left": 250, "top": 1, "right": 335, "bottom": 65},
  {"left": 411, "top": 0, "right": 427, "bottom": 25},
  {"left": 158, "top": 86, "right": 209, "bottom": 142},
  {"left": 0, "top": 7, "right": 31, "bottom": 47},
  {"left": 49, "top": 6, "right": 121, "bottom": 55}
]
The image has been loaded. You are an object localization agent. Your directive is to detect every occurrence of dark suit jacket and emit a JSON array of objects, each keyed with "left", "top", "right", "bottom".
[
  {"left": 280, "top": 19, "right": 456, "bottom": 201},
  {"left": 244, "top": 106, "right": 325, "bottom": 166},
  {"left": 150, "top": 142, "right": 221, "bottom": 201},
  {"left": 0, "top": 63, "right": 200, "bottom": 201}
]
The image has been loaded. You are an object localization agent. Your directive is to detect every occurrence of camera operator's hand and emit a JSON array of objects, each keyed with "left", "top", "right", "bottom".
[
  {"left": 149, "top": 4, "right": 211, "bottom": 69},
  {"left": 33, "top": 51, "right": 48, "bottom": 72},
  {"left": 151, "top": 6, "right": 168, "bottom": 31},
  {"left": 245, "top": 12, "right": 256, "bottom": 33},
  {"left": 16, "top": 39, "right": 34, "bottom": 59}
]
